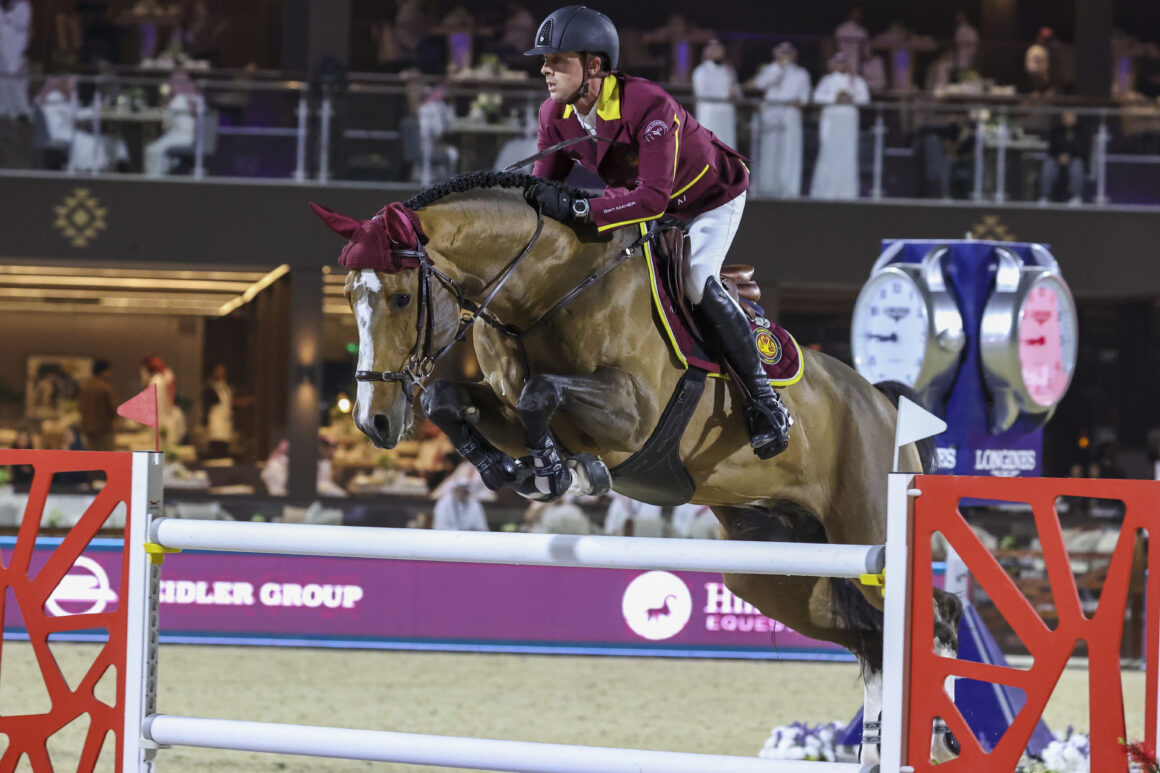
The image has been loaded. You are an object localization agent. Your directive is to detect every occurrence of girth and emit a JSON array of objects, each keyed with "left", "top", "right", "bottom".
[{"left": 606, "top": 367, "right": 707, "bottom": 506}]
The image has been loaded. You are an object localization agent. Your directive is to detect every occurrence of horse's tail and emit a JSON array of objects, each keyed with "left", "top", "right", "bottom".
[
  {"left": 826, "top": 381, "right": 938, "bottom": 675},
  {"left": 871, "top": 380, "right": 938, "bottom": 474}
]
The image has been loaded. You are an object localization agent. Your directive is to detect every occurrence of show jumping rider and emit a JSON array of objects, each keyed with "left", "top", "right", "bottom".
[{"left": 522, "top": 5, "right": 793, "bottom": 459}]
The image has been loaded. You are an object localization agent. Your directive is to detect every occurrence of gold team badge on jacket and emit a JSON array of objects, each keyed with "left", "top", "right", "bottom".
[{"left": 754, "top": 326, "right": 781, "bottom": 365}]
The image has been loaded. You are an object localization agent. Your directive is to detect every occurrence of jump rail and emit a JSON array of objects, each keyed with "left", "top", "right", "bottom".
[
  {"left": 148, "top": 517, "right": 886, "bottom": 577},
  {"left": 121, "top": 454, "right": 910, "bottom": 773},
  {"left": 144, "top": 715, "right": 877, "bottom": 773}
]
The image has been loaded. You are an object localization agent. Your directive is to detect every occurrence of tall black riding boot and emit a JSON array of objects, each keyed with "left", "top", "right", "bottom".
[{"left": 696, "top": 277, "right": 793, "bottom": 459}]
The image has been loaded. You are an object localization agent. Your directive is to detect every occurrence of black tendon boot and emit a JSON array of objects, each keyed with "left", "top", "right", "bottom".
[{"left": 697, "top": 277, "right": 793, "bottom": 459}]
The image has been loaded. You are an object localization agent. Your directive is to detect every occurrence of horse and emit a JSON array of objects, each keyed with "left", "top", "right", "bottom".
[{"left": 313, "top": 171, "right": 962, "bottom": 763}]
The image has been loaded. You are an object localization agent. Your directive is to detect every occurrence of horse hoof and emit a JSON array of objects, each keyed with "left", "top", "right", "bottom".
[{"left": 567, "top": 453, "right": 611, "bottom": 496}]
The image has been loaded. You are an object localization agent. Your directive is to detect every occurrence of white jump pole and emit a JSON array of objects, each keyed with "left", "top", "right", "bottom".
[
  {"left": 145, "top": 716, "right": 877, "bottom": 773},
  {"left": 149, "top": 519, "right": 885, "bottom": 578}
]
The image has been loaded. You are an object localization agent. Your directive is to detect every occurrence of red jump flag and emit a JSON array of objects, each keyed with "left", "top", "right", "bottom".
[{"left": 117, "top": 383, "right": 160, "bottom": 451}]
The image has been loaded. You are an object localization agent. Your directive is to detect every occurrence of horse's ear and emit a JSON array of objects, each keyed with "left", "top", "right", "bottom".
[{"left": 309, "top": 201, "right": 361, "bottom": 239}]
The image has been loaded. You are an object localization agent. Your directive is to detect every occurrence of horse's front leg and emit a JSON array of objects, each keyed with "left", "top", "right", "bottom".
[
  {"left": 420, "top": 380, "right": 541, "bottom": 497},
  {"left": 516, "top": 368, "right": 637, "bottom": 500}
]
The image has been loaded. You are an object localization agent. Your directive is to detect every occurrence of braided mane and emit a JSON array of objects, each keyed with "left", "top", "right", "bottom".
[{"left": 404, "top": 171, "right": 586, "bottom": 211}]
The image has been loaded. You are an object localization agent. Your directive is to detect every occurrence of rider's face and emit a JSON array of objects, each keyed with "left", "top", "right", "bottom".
[{"left": 541, "top": 52, "right": 585, "bottom": 102}]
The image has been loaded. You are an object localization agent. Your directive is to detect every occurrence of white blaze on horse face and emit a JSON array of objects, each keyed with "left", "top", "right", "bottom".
[{"left": 353, "top": 269, "right": 382, "bottom": 430}]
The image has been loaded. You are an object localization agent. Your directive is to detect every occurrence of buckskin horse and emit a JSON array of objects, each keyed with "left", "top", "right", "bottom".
[{"left": 312, "top": 171, "right": 961, "bottom": 763}]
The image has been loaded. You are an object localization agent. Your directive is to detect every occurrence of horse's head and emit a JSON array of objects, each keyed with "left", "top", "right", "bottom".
[{"left": 312, "top": 201, "right": 458, "bottom": 449}]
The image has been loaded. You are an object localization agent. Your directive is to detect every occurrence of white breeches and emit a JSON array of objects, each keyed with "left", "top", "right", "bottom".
[{"left": 682, "top": 191, "right": 746, "bottom": 305}]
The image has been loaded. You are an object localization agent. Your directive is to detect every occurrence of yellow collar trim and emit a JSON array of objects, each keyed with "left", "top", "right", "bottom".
[
  {"left": 561, "top": 77, "right": 619, "bottom": 122},
  {"left": 596, "top": 75, "right": 621, "bottom": 121}
]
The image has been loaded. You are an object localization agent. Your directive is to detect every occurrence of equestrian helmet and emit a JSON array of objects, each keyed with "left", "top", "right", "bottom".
[{"left": 525, "top": 6, "right": 619, "bottom": 71}]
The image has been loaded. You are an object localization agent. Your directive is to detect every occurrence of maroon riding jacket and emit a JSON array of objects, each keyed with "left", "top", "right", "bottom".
[{"left": 532, "top": 72, "right": 749, "bottom": 233}]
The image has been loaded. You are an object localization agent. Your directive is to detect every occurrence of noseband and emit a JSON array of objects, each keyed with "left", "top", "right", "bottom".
[{"left": 355, "top": 210, "right": 546, "bottom": 400}]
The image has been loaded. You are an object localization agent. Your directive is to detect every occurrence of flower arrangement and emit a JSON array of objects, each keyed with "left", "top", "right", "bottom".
[
  {"left": 1026, "top": 729, "right": 1090, "bottom": 773},
  {"left": 758, "top": 721, "right": 845, "bottom": 762},
  {"left": 468, "top": 92, "right": 503, "bottom": 123}
]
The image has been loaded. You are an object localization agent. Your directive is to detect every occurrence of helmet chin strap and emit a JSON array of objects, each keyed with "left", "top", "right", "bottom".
[{"left": 561, "top": 53, "right": 595, "bottom": 106}]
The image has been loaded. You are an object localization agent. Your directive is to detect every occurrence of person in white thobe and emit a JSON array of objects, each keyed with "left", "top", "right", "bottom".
[
  {"left": 36, "top": 77, "right": 128, "bottom": 172},
  {"left": 433, "top": 481, "right": 488, "bottom": 531},
  {"left": 751, "top": 42, "right": 811, "bottom": 198},
  {"left": 691, "top": 39, "right": 740, "bottom": 149},
  {"left": 0, "top": 0, "right": 31, "bottom": 119},
  {"left": 145, "top": 74, "right": 200, "bottom": 177},
  {"left": 810, "top": 53, "right": 869, "bottom": 200},
  {"left": 603, "top": 493, "right": 663, "bottom": 537}
]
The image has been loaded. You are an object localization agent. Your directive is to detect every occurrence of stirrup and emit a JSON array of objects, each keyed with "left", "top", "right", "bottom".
[{"left": 746, "top": 397, "right": 792, "bottom": 460}]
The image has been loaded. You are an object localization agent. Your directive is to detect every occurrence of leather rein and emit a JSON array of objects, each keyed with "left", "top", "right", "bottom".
[{"left": 355, "top": 207, "right": 651, "bottom": 401}]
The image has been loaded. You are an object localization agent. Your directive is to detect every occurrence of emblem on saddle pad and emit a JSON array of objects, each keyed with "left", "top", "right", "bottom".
[{"left": 754, "top": 325, "right": 782, "bottom": 365}]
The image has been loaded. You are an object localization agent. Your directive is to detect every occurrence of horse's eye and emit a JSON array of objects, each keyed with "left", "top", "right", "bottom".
[{"left": 389, "top": 293, "right": 411, "bottom": 310}]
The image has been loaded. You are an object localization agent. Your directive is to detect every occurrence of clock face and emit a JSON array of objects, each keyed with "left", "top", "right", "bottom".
[
  {"left": 851, "top": 270, "right": 929, "bottom": 386},
  {"left": 1017, "top": 276, "right": 1077, "bottom": 408}
]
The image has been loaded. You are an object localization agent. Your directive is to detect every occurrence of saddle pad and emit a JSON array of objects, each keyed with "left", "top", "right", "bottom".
[{"left": 642, "top": 239, "right": 804, "bottom": 387}]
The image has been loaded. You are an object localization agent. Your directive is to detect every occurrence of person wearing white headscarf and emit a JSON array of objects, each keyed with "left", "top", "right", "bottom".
[
  {"left": 691, "top": 38, "right": 740, "bottom": 149},
  {"left": 145, "top": 73, "right": 200, "bottom": 177},
  {"left": 751, "top": 42, "right": 811, "bottom": 198},
  {"left": 810, "top": 52, "right": 869, "bottom": 200},
  {"left": 0, "top": 0, "right": 32, "bottom": 119},
  {"left": 35, "top": 76, "right": 128, "bottom": 171},
  {"left": 433, "top": 480, "right": 488, "bottom": 531}
]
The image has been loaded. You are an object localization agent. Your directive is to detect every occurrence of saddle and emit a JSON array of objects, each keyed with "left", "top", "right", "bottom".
[{"left": 648, "top": 225, "right": 802, "bottom": 386}]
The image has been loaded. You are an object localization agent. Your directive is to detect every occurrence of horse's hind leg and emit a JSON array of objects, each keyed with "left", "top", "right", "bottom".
[{"left": 420, "top": 380, "right": 541, "bottom": 496}]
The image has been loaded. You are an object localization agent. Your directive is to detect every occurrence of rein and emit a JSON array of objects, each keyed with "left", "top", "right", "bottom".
[
  {"left": 501, "top": 132, "right": 618, "bottom": 173},
  {"left": 356, "top": 208, "right": 652, "bottom": 401}
]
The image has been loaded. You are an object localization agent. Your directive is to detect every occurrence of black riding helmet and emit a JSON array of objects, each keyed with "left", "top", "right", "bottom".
[{"left": 524, "top": 5, "right": 619, "bottom": 72}]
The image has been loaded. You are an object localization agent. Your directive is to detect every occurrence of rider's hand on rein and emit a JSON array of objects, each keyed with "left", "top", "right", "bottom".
[{"left": 525, "top": 182, "right": 590, "bottom": 225}]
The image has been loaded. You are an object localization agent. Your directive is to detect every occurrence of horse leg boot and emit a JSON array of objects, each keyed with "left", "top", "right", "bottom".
[
  {"left": 695, "top": 277, "right": 792, "bottom": 459},
  {"left": 419, "top": 380, "right": 540, "bottom": 497},
  {"left": 516, "top": 375, "right": 612, "bottom": 501},
  {"left": 931, "top": 588, "right": 964, "bottom": 762}
]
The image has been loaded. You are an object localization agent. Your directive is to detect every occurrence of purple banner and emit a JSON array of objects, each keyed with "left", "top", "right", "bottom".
[{"left": 6, "top": 538, "right": 941, "bottom": 660}]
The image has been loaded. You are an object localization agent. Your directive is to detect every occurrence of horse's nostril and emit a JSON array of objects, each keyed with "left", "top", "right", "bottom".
[{"left": 372, "top": 414, "right": 390, "bottom": 437}]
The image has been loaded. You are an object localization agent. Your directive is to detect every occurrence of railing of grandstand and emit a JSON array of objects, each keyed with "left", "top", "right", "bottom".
[{"left": 5, "top": 71, "right": 1158, "bottom": 207}]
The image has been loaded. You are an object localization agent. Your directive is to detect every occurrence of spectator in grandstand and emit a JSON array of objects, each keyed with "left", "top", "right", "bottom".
[
  {"left": 953, "top": 11, "right": 978, "bottom": 73},
  {"left": 0, "top": 0, "right": 32, "bottom": 120},
  {"left": 750, "top": 42, "right": 811, "bottom": 198},
  {"left": 1039, "top": 110, "right": 1088, "bottom": 205},
  {"left": 144, "top": 72, "right": 200, "bottom": 177},
  {"left": 833, "top": 7, "right": 868, "bottom": 75},
  {"left": 78, "top": 359, "right": 117, "bottom": 452},
  {"left": 526, "top": 495, "right": 596, "bottom": 535},
  {"left": 1024, "top": 27, "right": 1053, "bottom": 95},
  {"left": 35, "top": 76, "right": 129, "bottom": 172},
  {"left": 8, "top": 426, "right": 36, "bottom": 486},
  {"left": 670, "top": 502, "right": 719, "bottom": 538},
  {"left": 810, "top": 52, "right": 869, "bottom": 200},
  {"left": 141, "top": 354, "right": 185, "bottom": 445},
  {"left": 691, "top": 38, "right": 740, "bottom": 149},
  {"left": 433, "top": 478, "right": 488, "bottom": 531},
  {"left": 603, "top": 493, "right": 664, "bottom": 537}
]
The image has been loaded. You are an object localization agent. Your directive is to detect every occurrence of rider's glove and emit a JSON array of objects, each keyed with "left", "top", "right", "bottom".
[{"left": 525, "top": 182, "right": 590, "bottom": 225}]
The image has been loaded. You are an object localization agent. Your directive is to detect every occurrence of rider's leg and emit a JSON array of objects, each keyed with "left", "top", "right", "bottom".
[{"left": 684, "top": 192, "right": 792, "bottom": 459}]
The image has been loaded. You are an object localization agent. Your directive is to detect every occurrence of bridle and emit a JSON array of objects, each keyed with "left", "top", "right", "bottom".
[
  {"left": 354, "top": 209, "right": 545, "bottom": 400},
  {"left": 354, "top": 202, "right": 651, "bottom": 402}
]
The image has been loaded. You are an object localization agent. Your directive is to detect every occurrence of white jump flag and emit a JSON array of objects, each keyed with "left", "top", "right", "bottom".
[{"left": 893, "top": 395, "right": 947, "bottom": 472}]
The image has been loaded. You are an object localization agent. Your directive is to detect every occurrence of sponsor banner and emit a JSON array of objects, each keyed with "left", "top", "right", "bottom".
[{"left": 3, "top": 538, "right": 942, "bottom": 660}]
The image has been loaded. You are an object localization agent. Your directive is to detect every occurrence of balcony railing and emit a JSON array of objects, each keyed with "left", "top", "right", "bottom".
[{"left": 5, "top": 71, "right": 1160, "bottom": 207}]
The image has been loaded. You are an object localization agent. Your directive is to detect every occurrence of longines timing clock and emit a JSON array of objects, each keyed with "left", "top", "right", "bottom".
[{"left": 851, "top": 246, "right": 966, "bottom": 405}]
